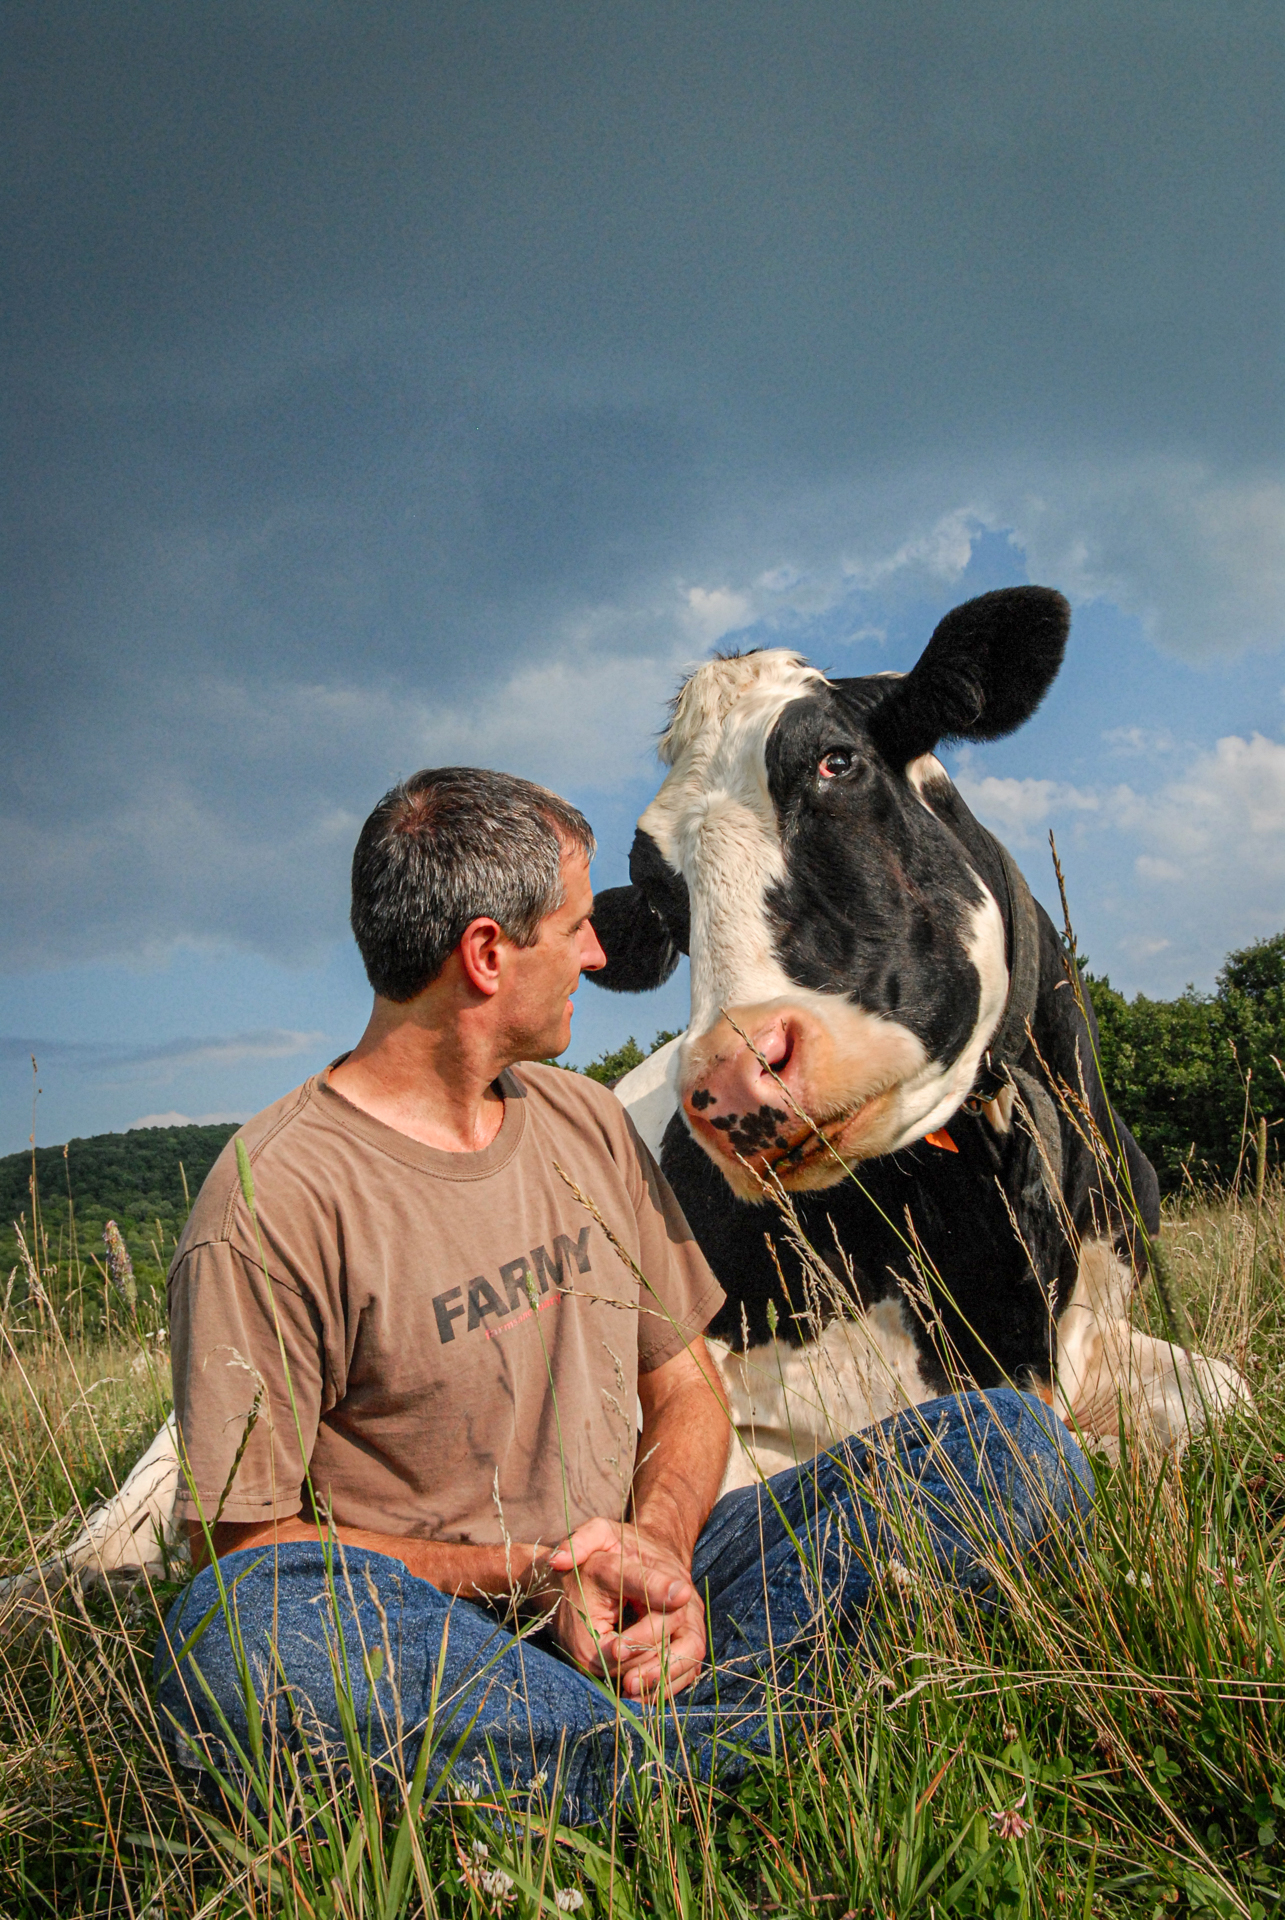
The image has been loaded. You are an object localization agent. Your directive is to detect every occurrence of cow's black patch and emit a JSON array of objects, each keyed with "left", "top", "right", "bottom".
[
  {"left": 762, "top": 686, "right": 987, "bottom": 1060},
  {"left": 589, "top": 882, "right": 681, "bottom": 992},
  {"left": 585, "top": 828, "right": 693, "bottom": 994},
  {"left": 629, "top": 826, "right": 691, "bottom": 953}
]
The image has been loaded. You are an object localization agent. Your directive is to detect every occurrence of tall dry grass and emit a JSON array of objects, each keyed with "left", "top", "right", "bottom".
[{"left": 0, "top": 1158, "right": 1283, "bottom": 1917}]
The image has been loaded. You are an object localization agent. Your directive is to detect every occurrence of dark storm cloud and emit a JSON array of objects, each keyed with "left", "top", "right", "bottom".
[{"left": 3, "top": 0, "right": 1281, "bottom": 968}]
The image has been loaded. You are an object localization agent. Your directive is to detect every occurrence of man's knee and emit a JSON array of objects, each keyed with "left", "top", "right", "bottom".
[
  {"left": 832, "top": 1387, "right": 1096, "bottom": 1522},
  {"left": 944, "top": 1387, "right": 1096, "bottom": 1529}
]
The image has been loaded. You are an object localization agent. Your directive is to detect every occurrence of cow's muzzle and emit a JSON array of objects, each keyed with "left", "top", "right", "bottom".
[{"left": 680, "top": 1003, "right": 896, "bottom": 1198}]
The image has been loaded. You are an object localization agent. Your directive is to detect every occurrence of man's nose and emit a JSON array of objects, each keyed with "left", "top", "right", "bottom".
[{"left": 580, "top": 922, "right": 608, "bottom": 973}]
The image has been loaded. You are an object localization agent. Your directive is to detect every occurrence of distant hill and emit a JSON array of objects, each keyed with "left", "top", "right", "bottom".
[
  {"left": 0, "top": 1122, "right": 240, "bottom": 1233},
  {"left": 0, "top": 1123, "right": 241, "bottom": 1311}
]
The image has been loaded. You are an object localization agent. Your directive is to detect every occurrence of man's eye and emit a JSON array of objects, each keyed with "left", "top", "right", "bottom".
[{"left": 819, "top": 750, "right": 854, "bottom": 779}]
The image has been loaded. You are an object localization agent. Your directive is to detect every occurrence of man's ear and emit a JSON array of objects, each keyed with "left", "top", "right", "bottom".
[
  {"left": 868, "top": 586, "right": 1070, "bottom": 767},
  {"left": 588, "top": 886, "right": 682, "bottom": 992}
]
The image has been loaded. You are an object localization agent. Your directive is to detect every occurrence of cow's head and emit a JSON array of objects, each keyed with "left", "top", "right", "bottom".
[{"left": 591, "top": 586, "right": 1070, "bottom": 1199}]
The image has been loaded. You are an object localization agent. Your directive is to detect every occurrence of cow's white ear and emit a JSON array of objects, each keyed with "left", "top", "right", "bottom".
[
  {"left": 869, "top": 586, "right": 1070, "bottom": 766},
  {"left": 588, "top": 886, "right": 683, "bottom": 993}
]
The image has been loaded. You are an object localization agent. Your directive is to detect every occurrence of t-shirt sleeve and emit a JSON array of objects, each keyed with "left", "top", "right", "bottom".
[
  {"left": 168, "top": 1238, "right": 326, "bottom": 1526},
  {"left": 624, "top": 1124, "right": 726, "bottom": 1372}
]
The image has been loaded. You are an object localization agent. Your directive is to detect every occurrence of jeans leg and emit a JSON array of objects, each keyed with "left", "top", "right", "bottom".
[
  {"left": 153, "top": 1541, "right": 670, "bottom": 1826},
  {"left": 153, "top": 1396, "right": 1091, "bottom": 1823},
  {"left": 689, "top": 1388, "right": 1092, "bottom": 1697}
]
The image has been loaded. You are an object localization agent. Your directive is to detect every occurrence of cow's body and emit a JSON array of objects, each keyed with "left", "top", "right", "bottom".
[{"left": 592, "top": 589, "right": 1248, "bottom": 1484}]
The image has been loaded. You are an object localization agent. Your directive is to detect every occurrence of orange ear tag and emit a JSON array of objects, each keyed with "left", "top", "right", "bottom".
[{"left": 924, "top": 1129, "right": 959, "bottom": 1153}]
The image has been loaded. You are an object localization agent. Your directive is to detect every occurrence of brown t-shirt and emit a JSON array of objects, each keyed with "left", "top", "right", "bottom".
[{"left": 167, "top": 1062, "right": 724, "bottom": 1547}]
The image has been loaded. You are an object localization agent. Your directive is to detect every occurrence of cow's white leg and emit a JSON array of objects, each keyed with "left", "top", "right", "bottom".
[
  {"left": 0, "top": 1415, "right": 183, "bottom": 1613},
  {"left": 1056, "top": 1239, "right": 1252, "bottom": 1455},
  {"left": 709, "top": 1298, "right": 936, "bottom": 1495}
]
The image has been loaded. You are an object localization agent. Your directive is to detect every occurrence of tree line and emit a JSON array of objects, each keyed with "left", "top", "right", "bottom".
[{"left": 1087, "top": 931, "right": 1284, "bottom": 1194}]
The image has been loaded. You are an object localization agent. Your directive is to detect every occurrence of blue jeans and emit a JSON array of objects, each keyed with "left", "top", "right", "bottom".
[{"left": 154, "top": 1390, "right": 1091, "bottom": 1826}]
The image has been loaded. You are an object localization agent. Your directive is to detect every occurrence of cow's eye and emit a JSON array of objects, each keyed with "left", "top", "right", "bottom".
[{"left": 819, "top": 750, "right": 854, "bottom": 779}]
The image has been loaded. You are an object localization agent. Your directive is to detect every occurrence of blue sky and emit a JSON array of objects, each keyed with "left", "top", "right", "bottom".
[{"left": 3, "top": 1, "right": 1281, "bottom": 1155}]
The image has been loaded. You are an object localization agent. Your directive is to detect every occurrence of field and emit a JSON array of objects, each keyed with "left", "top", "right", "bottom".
[{"left": 1, "top": 1144, "right": 1284, "bottom": 1916}]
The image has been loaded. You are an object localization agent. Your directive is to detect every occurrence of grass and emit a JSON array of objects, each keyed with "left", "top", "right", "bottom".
[{"left": 0, "top": 1163, "right": 1284, "bottom": 1919}]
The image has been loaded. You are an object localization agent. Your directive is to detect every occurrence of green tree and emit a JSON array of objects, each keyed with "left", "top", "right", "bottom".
[
  {"left": 581, "top": 1030, "right": 680, "bottom": 1086},
  {"left": 1088, "top": 931, "right": 1285, "bottom": 1193}
]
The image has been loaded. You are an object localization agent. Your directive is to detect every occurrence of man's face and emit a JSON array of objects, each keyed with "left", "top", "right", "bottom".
[{"left": 500, "top": 847, "right": 606, "bottom": 1061}]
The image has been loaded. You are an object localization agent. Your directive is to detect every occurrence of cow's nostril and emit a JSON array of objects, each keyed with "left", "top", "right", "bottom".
[{"left": 760, "top": 1026, "right": 795, "bottom": 1075}]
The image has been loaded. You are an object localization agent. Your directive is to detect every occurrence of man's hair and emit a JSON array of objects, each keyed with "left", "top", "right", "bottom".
[{"left": 351, "top": 767, "right": 597, "bottom": 1002}]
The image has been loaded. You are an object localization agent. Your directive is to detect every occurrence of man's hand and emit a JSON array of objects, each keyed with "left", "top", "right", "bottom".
[
  {"left": 543, "top": 1516, "right": 706, "bottom": 1698},
  {"left": 540, "top": 1336, "right": 731, "bottom": 1700}
]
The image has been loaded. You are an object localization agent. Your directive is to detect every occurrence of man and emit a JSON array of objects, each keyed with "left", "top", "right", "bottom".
[{"left": 156, "top": 767, "right": 1092, "bottom": 1824}]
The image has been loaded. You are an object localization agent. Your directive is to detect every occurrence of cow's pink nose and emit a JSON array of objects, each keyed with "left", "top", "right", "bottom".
[{"left": 681, "top": 1013, "right": 810, "bottom": 1164}]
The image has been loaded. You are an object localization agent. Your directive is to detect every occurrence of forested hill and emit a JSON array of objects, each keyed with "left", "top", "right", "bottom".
[{"left": 0, "top": 1124, "right": 239, "bottom": 1282}]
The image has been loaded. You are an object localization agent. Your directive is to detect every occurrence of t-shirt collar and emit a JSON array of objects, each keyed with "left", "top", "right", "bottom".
[{"left": 313, "top": 1058, "right": 529, "bottom": 1180}]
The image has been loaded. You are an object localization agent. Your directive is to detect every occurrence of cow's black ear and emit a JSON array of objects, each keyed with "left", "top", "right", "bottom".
[
  {"left": 588, "top": 886, "right": 682, "bottom": 993},
  {"left": 869, "top": 586, "right": 1070, "bottom": 765}
]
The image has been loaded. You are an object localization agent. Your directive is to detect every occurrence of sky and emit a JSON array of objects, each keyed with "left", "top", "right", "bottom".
[{"left": 3, "top": 0, "right": 1282, "bottom": 1155}]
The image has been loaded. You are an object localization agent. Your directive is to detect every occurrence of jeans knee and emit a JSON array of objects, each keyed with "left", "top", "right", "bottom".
[{"left": 1005, "top": 1390, "right": 1096, "bottom": 1517}]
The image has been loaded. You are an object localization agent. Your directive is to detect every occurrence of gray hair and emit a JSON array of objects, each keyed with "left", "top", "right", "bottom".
[{"left": 350, "top": 767, "right": 596, "bottom": 1002}]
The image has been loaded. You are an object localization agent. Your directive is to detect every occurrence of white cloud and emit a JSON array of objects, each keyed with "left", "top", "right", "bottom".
[
  {"left": 1006, "top": 460, "right": 1285, "bottom": 661},
  {"left": 841, "top": 508, "right": 985, "bottom": 594},
  {"left": 129, "top": 1030, "right": 327, "bottom": 1071},
  {"left": 96, "top": 1029, "right": 331, "bottom": 1090},
  {"left": 681, "top": 586, "right": 755, "bottom": 643},
  {"left": 1113, "top": 732, "right": 1285, "bottom": 884},
  {"left": 949, "top": 727, "right": 1285, "bottom": 992},
  {"left": 1102, "top": 725, "right": 1176, "bottom": 758},
  {"left": 1134, "top": 856, "right": 1183, "bottom": 883},
  {"left": 952, "top": 763, "right": 1100, "bottom": 849},
  {"left": 129, "top": 1109, "right": 250, "bottom": 1129}
]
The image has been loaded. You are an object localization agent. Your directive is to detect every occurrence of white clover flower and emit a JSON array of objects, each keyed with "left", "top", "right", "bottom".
[
  {"left": 555, "top": 1889, "right": 586, "bottom": 1911},
  {"left": 1124, "top": 1568, "right": 1137, "bottom": 1587},
  {"left": 470, "top": 1839, "right": 491, "bottom": 1863},
  {"left": 883, "top": 1559, "right": 914, "bottom": 1592},
  {"left": 1141, "top": 1572, "right": 1153, "bottom": 1590},
  {"left": 479, "top": 1867, "right": 516, "bottom": 1903}
]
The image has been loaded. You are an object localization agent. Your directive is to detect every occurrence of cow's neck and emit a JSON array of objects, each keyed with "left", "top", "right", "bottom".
[
  {"left": 969, "top": 833, "right": 1043, "bottom": 1104},
  {"left": 946, "top": 822, "right": 1065, "bottom": 1186}
]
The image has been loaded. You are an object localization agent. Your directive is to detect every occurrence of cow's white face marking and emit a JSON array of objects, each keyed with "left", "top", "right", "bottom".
[
  {"left": 638, "top": 649, "right": 1012, "bottom": 1192},
  {"left": 642, "top": 651, "right": 825, "bottom": 1037}
]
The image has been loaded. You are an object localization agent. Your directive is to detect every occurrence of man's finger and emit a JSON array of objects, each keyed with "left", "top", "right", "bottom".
[
  {"left": 546, "top": 1516, "right": 618, "bottom": 1570},
  {"left": 620, "top": 1640, "right": 704, "bottom": 1698},
  {"left": 611, "top": 1556, "right": 693, "bottom": 1612}
]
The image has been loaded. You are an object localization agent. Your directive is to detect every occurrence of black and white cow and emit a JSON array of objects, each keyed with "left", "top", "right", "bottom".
[{"left": 591, "top": 586, "right": 1246, "bottom": 1486}]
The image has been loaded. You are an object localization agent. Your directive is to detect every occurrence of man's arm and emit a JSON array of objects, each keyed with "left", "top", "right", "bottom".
[
  {"left": 191, "top": 1516, "right": 546, "bottom": 1594},
  {"left": 542, "top": 1334, "right": 731, "bottom": 1697}
]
